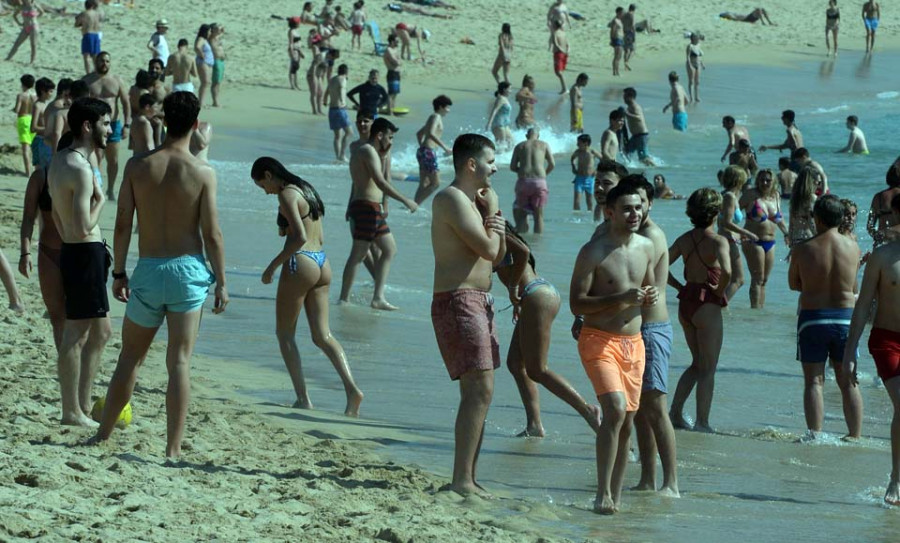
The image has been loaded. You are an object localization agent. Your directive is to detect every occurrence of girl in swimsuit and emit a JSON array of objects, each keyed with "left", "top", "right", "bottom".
[
  {"left": 866, "top": 159, "right": 900, "bottom": 248},
  {"left": 489, "top": 219, "right": 600, "bottom": 437},
  {"left": 306, "top": 32, "right": 327, "bottom": 115},
  {"left": 485, "top": 82, "right": 513, "bottom": 151},
  {"left": 668, "top": 188, "right": 731, "bottom": 433},
  {"left": 739, "top": 169, "right": 788, "bottom": 308},
  {"left": 825, "top": 0, "right": 840, "bottom": 55},
  {"left": 717, "top": 166, "right": 758, "bottom": 300},
  {"left": 789, "top": 166, "right": 819, "bottom": 247},
  {"left": 287, "top": 18, "right": 306, "bottom": 90},
  {"left": 5, "top": 0, "right": 44, "bottom": 64},
  {"left": 684, "top": 33, "right": 704, "bottom": 103},
  {"left": 251, "top": 156, "right": 363, "bottom": 416},
  {"left": 194, "top": 24, "right": 214, "bottom": 108},
  {"left": 514, "top": 74, "right": 537, "bottom": 130},
  {"left": 491, "top": 23, "right": 513, "bottom": 84}
]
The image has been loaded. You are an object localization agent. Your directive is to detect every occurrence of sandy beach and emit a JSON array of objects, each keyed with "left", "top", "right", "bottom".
[{"left": 1, "top": 0, "right": 899, "bottom": 540}]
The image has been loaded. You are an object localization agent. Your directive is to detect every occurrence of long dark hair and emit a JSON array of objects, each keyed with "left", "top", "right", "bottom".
[
  {"left": 197, "top": 24, "right": 211, "bottom": 41},
  {"left": 250, "top": 157, "right": 325, "bottom": 227},
  {"left": 504, "top": 221, "right": 536, "bottom": 271}
]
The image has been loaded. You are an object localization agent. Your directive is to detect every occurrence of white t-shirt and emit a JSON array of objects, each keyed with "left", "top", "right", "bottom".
[{"left": 151, "top": 32, "right": 170, "bottom": 66}]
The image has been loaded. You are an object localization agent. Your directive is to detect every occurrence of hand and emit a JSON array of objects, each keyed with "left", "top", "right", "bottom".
[
  {"left": 18, "top": 254, "right": 32, "bottom": 278},
  {"left": 484, "top": 215, "right": 506, "bottom": 236},
  {"left": 571, "top": 316, "right": 583, "bottom": 341},
  {"left": 122, "top": 127, "right": 130, "bottom": 140},
  {"left": 841, "top": 356, "right": 858, "bottom": 386},
  {"left": 641, "top": 286, "right": 659, "bottom": 306},
  {"left": 261, "top": 266, "right": 275, "bottom": 285},
  {"left": 744, "top": 232, "right": 759, "bottom": 242},
  {"left": 92, "top": 182, "right": 105, "bottom": 204},
  {"left": 112, "top": 277, "right": 130, "bottom": 303},
  {"left": 758, "top": 145, "right": 768, "bottom": 152},
  {"left": 476, "top": 187, "right": 499, "bottom": 214},
  {"left": 508, "top": 284, "right": 520, "bottom": 308},
  {"left": 213, "top": 285, "right": 229, "bottom": 314},
  {"left": 405, "top": 199, "right": 418, "bottom": 213},
  {"left": 861, "top": 251, "right": 872, "bottom": 264}
]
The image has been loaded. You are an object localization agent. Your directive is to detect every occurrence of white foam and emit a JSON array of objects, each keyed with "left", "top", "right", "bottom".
[{"left": 876, "top": 91, "right": 899, "bottom": 99}]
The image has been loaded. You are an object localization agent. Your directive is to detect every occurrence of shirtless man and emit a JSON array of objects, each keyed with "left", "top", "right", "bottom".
[
  {"left": 609, "top": 7, "right": 625, "bottom": 76},
  {"left": 720, "top": 115, "right": 751, "bottom": 163},
  {"left": 759, "top": 109, "right": 803, "bottom": 154},
  {"left": 569, "top": 73, "right": 588, "bottom": 132},
  {"left": 340, "top": 118, "right": 417, "bottom": 310},
  {"left": 546, "top": 0, "right": 570, "bottom": 30},
  {"left": 83, "top": 51, "right": 130, "bottom": 200},
  {"left": 729, "top": 139, "right": 759, "bottom": 180},
  {"left": 601, "top": 109, "right": 625, "bottom": 161},
  {"left": 47, "top": 97, "right": 113, "bottom": 427},
  {"left": 788, "top": 195, "right": 862, "bottom": 440},
  {"left": 510, "top": 126, "right": 554, "bottom": 234},
  {"left": 836, "top": 115, "right": 869, "bottom": 154},
  {"left": 383, "top": 35, "right": 402, "bottom": 115},
  {"left": 570, "top": 183, "right": 657, "bottom": 514},
  {"left": 29, "top": 77, "right": 54, "bottom": 170},
  {"left": 431, "top": 133, "right": 504, "bottom": 496},
  {"left": 75, "top": 0, "right": 103, "bottom": 75},
  {"left": 623, "top": 87, "right": 655, "bottom": 166},
  {"left": 550, "top": 20, "right": 569, "bottom": 94},
  {"left": 622, "top": 4, "right": 637, "bottom": 70},
  {"left": 662, "top": 71, "right": 687, "bottom": 132},
  {"left": 867, "top": 158, "right": 900, "bottom": 248},
  {"left": 91, "top": 91, "right": 228, "bottom": 458},
  {"left": 843, "top": 192, "right": 900, "bottom": 506},
  {"left": 349, "top": 2, "right": 367, "bottom": 50},
  {"left": 130, "top": 94, "right": 157, "bottom": 155},
  {"left": 777, "top": 157, "right": 797, "bottom": 198},
  {"left": 166, "top": 39, "right": 198, "bottom": 94},
  {"left": 862, "top": 0, "right": 880, "bottom": 53},
  {"left": 209, "top": 23, "right": 226, "bottom": 107},
  {"left": 14, "top": 75, "right": 37, "bottom": 176},
  {"left": 324, "top": 64, "right": 353, "bottom": 162},
  {"left": 414, "top": 94, "right": 453, "bottom": 205}
]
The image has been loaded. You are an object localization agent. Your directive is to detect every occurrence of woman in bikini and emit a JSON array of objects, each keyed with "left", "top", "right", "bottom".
[
  {"left": 668, "top": 188, "right": 731, "bottom": 432},
  {"left": 251, "top": 156, "right": 363, "bottom": 416},
  {"left": 306, "top": 31, "right": 326, "bottom": 115},
  {"left": 684, "top": 33, "right": 704, "bottom": 103},
  {"left": 491, "top": 23, "right": 513, "bottom": 84},
  {"left": 485, "top": 82, "right": 513, "bottom": 151},
  {"left": 514, "top": 74, "right": 537, "bottom": 130},
  {"left": 717, "top": 166, "right": 758, "bottom": 301},
  {"left": 789, "top": 166, "right": 819, "bottom": 247},
  {"left": 866, "top": 158, "right": 900, "bottom": 248},
  {"left": 5, "top": 0, "right": 44, "bottom": 64},
  {"left": 739, "top": 169, "right": 788, "bottom": 308},
  {"left": 825, "top": 0, "right": 840, "bottom": 56},
  {"left": 194, "top": 24, "right": 214, "bottom": 108},
  {"left": 287, "top": 17, "right": 306, "bottom": 91}
]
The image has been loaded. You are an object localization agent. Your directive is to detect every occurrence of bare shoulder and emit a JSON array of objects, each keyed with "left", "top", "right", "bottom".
[
  {"left": 432, "top": 185, "right": 463, "bottom": 215},
  {"left": 643, "top": 222, "right": 668, "bottom": 248}
]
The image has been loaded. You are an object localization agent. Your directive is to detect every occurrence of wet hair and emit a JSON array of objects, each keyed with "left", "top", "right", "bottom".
[
  {"left": 148, "top": 58, "right": 164, "bottom": 72},
  {"left": 790, "top": 147, "right": 810, "bottom": 160},
  {"left": 501, "top": 23, "right": 512, "bottom": 36},
  {"left": 522, "top": 74, "right": 534, "bottom": 89},
  {"left": 69, "top": 80, "right": 90, "bottom": 100},
  {"left": 790, "top": 167, "right": 818, "bottom": 217},
  {"left": 163, "top": 91, "right": 201, "bottom": 138},
  {"left": 813, "top": 195, "right": 844, "bottom": 229},
  {"left": 654, "top": 174, "right": 666, "bottom": 184},
  {"left": 494, "top": 81, "right": 510, "bottom": 97},
  {"left": 887, "top": 158, "right": 900, "bottom": 187},
  {"left": 722, "top": 115, "right": 735, "bottom": 125},
  {"left": 337, "top": 63, "right": 348, "bottom": 75},
  {"left": 178, "top": 38, "right": 189, "bottom": 47},
  {"left": 68, "top": 97, "right": 111, "bottom": 138},
  {"left": 369, "top": 117, "right": 398, "bottom": 140},
  {"left": 668, "top": 71, "right": 678, "bottom": 82},
  {"left": 720, "top": 165, "right": 748, "bottom": 192},
  {"left": 20, "top": 74, "right": 35, "bottom": 88},
  {"left": 686, "top": 188, "right": 722, "bottom": 228},
  {"left": 847, "top": 115, "right": 858, "bottom": 125},
  {"left": 197, "top": 24, "right": 211, "bottom": 40},
  {"left": 432, "top": 94, "right": 452, "bottom": 111},
  {"left": 56, "top": 78, "right": 73, "bottom": 95},
  {"left": 839, "top": 197, "right": 857, "bottom": 235},
  {"left": 623, "top": 87, "right": 637, "bottom": 99},
  {"left": 620, "top": 173, "right": 654, "bottom": 204},
  {"left": 134, "top": 69, "right": 153, "bottom": 90},
  {"left": 605, "top": 183, "right": 640, "bottom": 209},
  {"left": 576, "top": 73, "right": 589, "bottom": 85},
  {"left": 57, "top": 132, "right": 75, "bottom": 152},
  {"left": 610, "top": 109, "right": 625, "bottom": 122},
  {"left": 35, "top": 77, "right": 55, "bottom": 96},
  {"left": 251, "top": 157, "right": 325, "bottom": 224},
  {"left": 504, "top": 222, "right": 536, "bottom": 271},
  {"left": 452, "top": 133, "right": 495, "bottom": 172},
  {"left": 596, "top": 158, "right": 629, "bottom": 178},
  {"left": 737, "top": 139, "right": 750, "bottom": 149},
  {"left": 782, "top": 109, "right": 795, "bottom": 123},
  {"left": 138, "top": 93, "right": 157, "bottom": 110},
  {"left": 778, "top": 157, "right": 791, "bottom": 169},
  {"left": 577, "top": 134, "right": 592, "bottom": 145}
]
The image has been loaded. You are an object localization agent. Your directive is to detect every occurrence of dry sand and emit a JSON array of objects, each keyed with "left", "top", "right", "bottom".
[{"left": 0, "top": 0, "right": 897, "bottom": 540}]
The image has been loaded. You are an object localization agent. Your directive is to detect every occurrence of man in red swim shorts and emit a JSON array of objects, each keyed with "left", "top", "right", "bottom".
[
  {"left": 431, "top": 133, "right": 504, "bottom": 497},
  {"left": 550, "top": 20, "right": 569, "bottom": 94},
  {"left": 843, "top": 193, "right": 900, "bottom": 507}
]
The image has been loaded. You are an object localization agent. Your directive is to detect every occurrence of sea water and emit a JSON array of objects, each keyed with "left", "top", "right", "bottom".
[{"left": 178, "top": 51, "right": 900, "bottom": 540}]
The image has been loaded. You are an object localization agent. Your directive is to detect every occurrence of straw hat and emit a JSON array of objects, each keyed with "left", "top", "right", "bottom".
[{"left": 156, "top": 19, "right": 169, "bottom": 28}]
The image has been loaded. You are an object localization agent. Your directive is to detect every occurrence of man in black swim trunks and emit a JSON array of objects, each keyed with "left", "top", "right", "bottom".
[{"left": 47, "top": 97, "right": 113, "bottom": 427}]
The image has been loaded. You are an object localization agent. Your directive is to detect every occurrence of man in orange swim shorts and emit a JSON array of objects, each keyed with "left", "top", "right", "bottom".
[{"left": 570, "top": 183, "right": 657, "bottom": 515}]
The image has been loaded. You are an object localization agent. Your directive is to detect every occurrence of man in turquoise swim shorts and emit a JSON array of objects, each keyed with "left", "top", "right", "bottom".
[
  {"left": 91, "top": 91, "right": 229, "bottom": 458},
  {"left": 862, "top": 1, "right": 881, "bottom": 53},
  {"left": 662, "top": 71, "right": 688, "bottom": 132}
]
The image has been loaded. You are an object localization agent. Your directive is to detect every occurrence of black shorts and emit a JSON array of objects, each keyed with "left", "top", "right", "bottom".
[{"left": 60, "top": 242, "right": 110, "bottom": 320}]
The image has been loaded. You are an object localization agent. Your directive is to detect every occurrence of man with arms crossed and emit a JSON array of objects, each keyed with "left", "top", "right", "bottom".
[
  {"left": 510, "top": 126, "right": 554, "bottom": 234},
  {"left": 843, "top": 193, "right": 900, "bottom": 505},
  {"left": 90, "top": 92, "right": 228, "bottom": 458},
  {"left": 570, "top": 183, "right": 656, "bottom": 514},
  {"left": 83, "top": 51, "right": 130, "bottom": 201},
  {"left": 340, "top": 118, "right": 417, "bottom": 310},
  {"left": 431, "top": 133, "right": 505, "bottom": 496},
  {"left": 48, "top": 97, "right": 113, "bottom": 427},
  {"left": 789, "top": 195, "right": 862, "bottom": 441},
  {"left": 325, "top": 64, "right": 354, "bottom": 162}
]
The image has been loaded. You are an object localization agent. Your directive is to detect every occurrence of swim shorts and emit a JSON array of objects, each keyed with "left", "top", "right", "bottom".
[
  {"left": 610, "top": 38, "right": 624, "bottom": 47},
  {"left": 173, "top": 82, "right": 196, "bottom": 94},
  {"left": 640, "top": 321, "right": 672, "bottom": 393},
  {"left": 864, "top": 18, "right": 879, "bottom": 31},
  {"left": 352, "top": 24, "right": 364, "bottom": 36},
  {"left": 432, "top": 289, "right": 501, "bottom": 380},
  {"left": 553, "top": 51, "right": 568, "bottom": 73},
  {"left": 796, "top": 307, "right": 852, "bottom": 363},
  {"left": 672, "top": 112, "right": 688, "bottom": 132},
  {"left": 386, "top": 69, "right": 400, "bottom": 95},
  {"left": 625, "top": 132, "right": 650, "bottom": 160},
  {"left": 212, "top": 59, "right": 225, "bottom": 84},
  {"left": 347, "top": 200, "right": 390, "bottom": 241},
  {"left": 125, "top": 254, "right": 214, "bottom": 328},
  {"left": 573, "top": 175, "right": 593, "bottom": 193},
  {"left": 570, "top": 108, "right": 583, "bottom": 132},
  {"left": 514, "top": 177, "right": 549, "bottom": 213},
  {"left": 624, "top": 30, "right": 636, "bottom": 50},
  {"left": 328, "top": 107, "right": 350, "bottom": 131},
  {"left": 60, "top": 241, "right": 110, "bottom": 320},
  {"left": 578, "top": 326, "right": 645, "bottom": 411},
  {"left": 81, "top": 32, "right": 101, "bottom": 56},
  {"left": 416, "top": 145, "right": 439, "bottom": 174},
  {"left": 108, "top": 120, "right": 123, "bottom": 144},
  {"left": 869, "top": 328, "right": 900, "bottom": 382},
  {"left": 17, "top": 115, "right": 34, "bottom": 145},
  {"left": 31, "top": 135, "right": 52, "bottom": 168}
]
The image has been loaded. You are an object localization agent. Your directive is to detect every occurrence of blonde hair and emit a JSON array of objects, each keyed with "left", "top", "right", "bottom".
[
  {"left": 686, "top": 187, "right": 722, "bottom": 228},
  {"left": 755, "top": 169, "right": 778, "bottom": 199},
  {"left": 721, "top": 165, "right": 748, "bottom": 192}
]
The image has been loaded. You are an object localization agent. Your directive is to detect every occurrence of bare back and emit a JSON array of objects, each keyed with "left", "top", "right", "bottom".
[
  {"left": 166, "top": 51, "right": 196, "bottom": 84},
  {"left": 511, "top": 139, "right": 552, "bottom": 178},
  {"left": 791, "top": 229, "right": 859, "bottom": 309}
]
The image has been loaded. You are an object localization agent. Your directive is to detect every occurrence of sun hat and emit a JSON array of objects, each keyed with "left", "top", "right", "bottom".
[{"left": 156, "top": 19, "right": 169, "bottom": 28}]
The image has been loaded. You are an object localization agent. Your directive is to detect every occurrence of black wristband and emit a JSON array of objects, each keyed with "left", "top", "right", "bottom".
[{"left": 112, "top": 271, "right": 128, "bottom": 280}]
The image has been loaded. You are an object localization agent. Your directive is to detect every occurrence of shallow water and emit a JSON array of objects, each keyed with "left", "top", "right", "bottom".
[{"left": 171, "top": 51, "right": 900, "bottom": 539}]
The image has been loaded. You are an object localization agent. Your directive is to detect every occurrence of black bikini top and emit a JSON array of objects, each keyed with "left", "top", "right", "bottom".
[{"left": 37, "top": 169, "right": 52, "bottom": 212}]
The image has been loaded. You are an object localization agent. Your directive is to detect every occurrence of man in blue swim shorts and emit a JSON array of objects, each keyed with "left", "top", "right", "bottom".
[
  {"left": 788, "top": 195, "right": 862, "bottom": 440},
  {"left": 608, "top": 6, "right": 625, "bottom": 76},
  {"left": 75, "top": 0, "right": 103, "bottom": 74},
  {"left": 863, "top": 0, "right": 881, "bottom": 53},
  {"left": 326, "top": 64, "right": 353, "bottom": 162},
  {"left": 662, "top": 71, "right": 688, "bottom": 132},
  {"left": 91, "top": 91, "right": 229, "bottom": 458},
  {"left": 83, "top": 51, "right": 131, "bottom": 200},
  {"left": 384, "top": 35, "right": 402, "bottom": 115}
]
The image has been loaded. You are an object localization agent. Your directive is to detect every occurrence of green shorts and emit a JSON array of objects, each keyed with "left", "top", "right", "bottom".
[
  {"left": 125, "top": 254, "right": 214, "bottom": 328},
  {"left": 212, "top": 59, "right": 225, "bottom": 84}
]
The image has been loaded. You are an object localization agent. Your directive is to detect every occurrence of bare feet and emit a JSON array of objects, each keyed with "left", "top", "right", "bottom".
[
  {"left": 444, "top": 482, "right": 492, "bottom": 499},
  {"left": 593, "top": 495, "right": 617, "bottom": 515},
  {"left": 61, "top": 414, "right": 99, "bottom": 428},
  {"left": 371, "top": 299, "right": 398, "bottom": 311},
  {"left": 292, "top": 397, "right": 313, "bottom": 409},
  {"left": 658, "top": 485, "right": 680, "bottom": 498},
  {"left": 515, "top": 425, "right": 545, "bottom": 438},
  {"left": 344, "top": 389, "right": 363, "bottom": 417},
  {"left": 9, "top": 301, "right": 24, "bottom": 314},
  {"left": 885, "top": 480, "right": 900, "bottom": 506},
  {"left": 798, "top": 429, "right": 819, "bottom": 443},
  {"left": 82, "top": 434, "right": 107, "bottom": 447},
  {"left": 669, "top": 409, "right": 693, "bottom": 430},
  {"left": 631, "top": 481, "right": 656, "bottom": 491},
  {"left": 693, "top": 423, "right": 715, "bottom": 434},
  {"left": 840, "top": 434, "right": 860, "bottom": 443}
]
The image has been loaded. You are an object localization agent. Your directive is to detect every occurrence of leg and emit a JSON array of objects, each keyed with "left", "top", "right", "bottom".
[
  {"left": 491, "top": 56, "right": 502, "bottom": 83},
  {"left": 506, "top": 323, "right": 544, "bottom": 436},
  {"left": 638, "top": 390, "right": 679, "bottom": 495},
  {"left": 555, "top": 68, "right": 566, "bottom": 94},
  {"left": 573, "top": 189, "right": 581, "bottom": 211},
  {"left": 20, "top": 142, "right": 32, "bottom": 177},
  {"left": 339, "top": 127, "right": 351, "bottom": 162},
  {"left": 29, "top": 29, "right": 38, "bottom": 64},
  {"left": 104, "top": 142, "right": 120, "bottom": 200},
  {"left": 513, "top": 207, "right": 529, "bottom": 233},
  {"left": 0, "top": 250, "right": 24, "bottom": 311},
  {"left": 533, "top": 206, "right": 545, "bottom": 234},
  {"left": 832, "top": 357, "right": 863, "bottom": 438},
  {"left": 742, "top": 241, "right": 765, "bottom": 308},
  {"left": 670, "top": 315, "right": 700, "bottom": 429},
  {"left": 78, "top": 316, "right": 112, "bottom": 415},
  {"left": 5, "top": 30, "right": 27, "bottom": 60},
  {"left": 414, "top": 172, "right": 439, "bottom": 204},
  {"left": 633, "top": 401, "right": 658, "bottom": 490},
  {"left": 338, "top": 239, "right": 372, "bottom": 303},
  {"left": 162, "top": 310, "right": 203, "bottom": 457},
  {"left": 725, "top": 242, "right": 745, "bottom": 300},
  {"left": 197, "top": 65, "right": 210, "bottom": 108},
  {"left": 884, "top": 377, "right": 900, "bottom": 505},
  {"left": 759, "top": 245, "right": 775, "bottom": 308},
  {"left": 332, "top": 129, "right": 342, "bottom": 161},
  {"left": 83, "top": 53, "right": 92, "bottom": 75},
  {"left": 370, "top": 233, "right": 398, "bottom": 310},
  {"left": 691, "top": 304, "right": 723, "bottom": 431},
  {"left": 594, "top": 392, "right": 628, "bottom": 514},
  {"left": 801, "top": 363, "right": 826, "bottom": 435},
  {"left": 451, "top": 369, "right": 494, "bottom": 496},
  {"left": 275, "top": 262, "right": 314, "bottom": 408},
  {"left": 57, "top": 319, "right": 95, "bottom": 426},
  {"left": 611, "top": 411, "right": 637, "bottom": 507},
  {"left": 37, "top": 252, "right": 65, "bottom": 349}
]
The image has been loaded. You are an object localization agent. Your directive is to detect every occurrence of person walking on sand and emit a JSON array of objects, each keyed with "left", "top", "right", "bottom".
[
  {"left": 570, "top": 183, "right": 658, "bottom": 514},
  {"left": 83, "top": 51, "right": 131, "bottom": 201},
  {"left": 431, "top": 133, "right": 504, "bottom": 497},
  {"left": 5, "top": 0, "right": 44, "bottom": 65},
  {"left": 789, "top": 195, "right": 863, "bottom": 441},
  {"left": 549, "top": 20, "right": 568, "bottom": 94},
  {"left": 414, "top": 95, "right": 453, "bottom": 205},
  {"left": 662, "top": 71, "right": 688, "bottom": 132},
  {"left": 759, "top": 109, "right": 803, "bottom": 154},
  {"left": 720, "top": 115, "right": 751, "bottom": 163},
  {"left": 491, "top": 23, "right": 513, "bottom": 84},
  {"left": 324, "top": 64, "right": 354, "bottom": 162},
  {"left": 667, "top": 188, "right": 731, "bottom": 433},
  {"left": 75, "top": 0, "right": 103, "bottom": 75},
  {"left": 13, "top": 74, "right": 36, "bottom": 177},
  {"left": 209, "top": 23, "right": 227, "bottom": 107},
  {"left": 685, "top": 33, "right": 704, "bottom": 103},
  {"left": 862, "top": 0, "right": 880, "bottom": 53},
  {"left": 339, "top": 118, "right": 417, "bottom": 310},
  {"left": 90, "top": 92, "right": 228, "bottom": 458},
  {"left": 843, "top": 193, "right": 900, "bottom": 506},
  {"left": 836, "top": 115, "right": 869, "bottom": 154},
  {"left": 622, "top": 4, "right": 637, "bottom": 71},
  {"left": 569, "top": 73, "right": 588, "bottom": 133},
  {"left": 167, "top": 39, "right": 198, "bottom": 94},
  {"left": 47, "top": 97, "right": 113, "bottom": 427},
  {"left": 608, "top": 7, "right": 625, "bottom": 77},
  {"left": 511, "top": 126, "right": 554, "bottom": 234},
  {"left": 252, "top": 157, "right": 363, "bottom": 416},
  {"left": 825, "top": 0, "right": 840, "bottom": 56},
  {"left": 194, "top": 24, "right": 214, "bottom": 108},
  {"left": 147, "top": 19, "right": 170, "bottom": 67}
]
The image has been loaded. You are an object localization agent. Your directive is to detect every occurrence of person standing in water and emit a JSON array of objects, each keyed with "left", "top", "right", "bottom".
[
  {"left": 510, "top": 126, "right": 554, "bottom": 234},
  {"left": 662, "top": 71, "right": 688, "bottom": 132},
  {"left": 684, "top": 33, "right": 704, "bottom": 103},
  {"left": 414, "top": 95, "right": 453, "bottom": 205},
  {"left": 759, "top": 109, "right": 804, "bottom": 155}
]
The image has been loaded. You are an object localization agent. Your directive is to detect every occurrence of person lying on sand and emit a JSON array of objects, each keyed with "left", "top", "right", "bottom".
[{"left": 720, "top": 8, "right": 775, "bottom": 25}]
